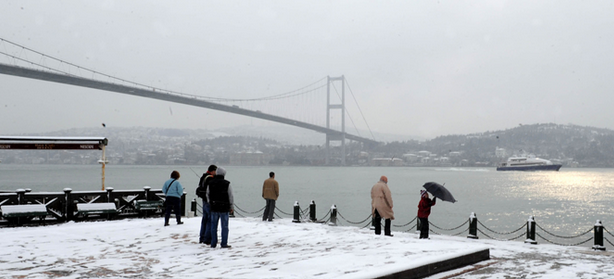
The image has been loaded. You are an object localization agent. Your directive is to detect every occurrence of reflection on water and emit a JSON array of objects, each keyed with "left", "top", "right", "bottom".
[{"left": 1, "top": 165, "right": 613, "bottom": 244}]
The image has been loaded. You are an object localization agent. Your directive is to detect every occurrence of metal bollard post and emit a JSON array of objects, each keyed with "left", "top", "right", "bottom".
[
  {"left": 143, "top": 186, "right": 151, "bottom": 201},
  {"left": 593, "top": 220, "right": 606, "bottom": 251},
  {"left": 190, "top": 199, "right": 197, "bottom": 217},
  {"left": 16, "top": 189, "right": 26, "bottom": 205},
  {"left": 106, "top": 187, "right": 114, "bottom": 203},
  {"left": 467, "top": 212, "right": 479, "bottom": 239},
  {"left": 416, "top": 217, "right": 422, "bottom": 234},
  {"left": 64, "top": 188, "right": 73, "bottom": 222},
  {"left": 309, "top": 200, "right": 317, "bottom": 222},
  {"left": 329, "top": 204, "right": 337, "bottom": 226},
  {"left": 524, "top": 216, "right": 537, "bottom": 244},
  {"left": 292, "top": 201, "right": 301, "bottom": 223}
]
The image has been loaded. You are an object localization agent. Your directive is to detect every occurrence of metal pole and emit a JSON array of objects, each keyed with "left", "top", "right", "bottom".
[
  {"left": 468, "top": 212, "right": 479, "bottom": 239},
  {"left": 525, "top": 216, "right": 537, "bottom": 244},
  {"left": 100, "top": 145, "right": 106, "bottom": 190},
  {"left": 309, "top": 200, "right": 317, "bottom": 222},
  {"left": 593, "top": 220, "right": 606, "bottom": 251},
  {"left": 329, "top": 204, "right": 337, "bottom": 226},
  {"left": 293, "top": 201, "right": 301, "bottom": 223}
]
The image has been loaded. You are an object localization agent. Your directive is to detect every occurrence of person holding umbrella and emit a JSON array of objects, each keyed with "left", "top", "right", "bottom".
[{"left": 417, "top": 190, "right": 436, "bottom": 239}]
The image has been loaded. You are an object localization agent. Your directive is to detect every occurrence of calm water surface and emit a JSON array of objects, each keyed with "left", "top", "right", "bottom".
[{"left": 1, "top": 165, "right": 613, "bottom": 242}]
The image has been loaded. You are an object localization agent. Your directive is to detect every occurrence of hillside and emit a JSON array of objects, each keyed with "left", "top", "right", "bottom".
[{"left": 1, "top": 123, "right": 613, "bottom": 167}]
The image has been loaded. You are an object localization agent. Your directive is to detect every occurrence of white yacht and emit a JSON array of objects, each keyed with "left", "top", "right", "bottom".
[{"left": 497, "top": 154, "right": 562, "bottom": 171}]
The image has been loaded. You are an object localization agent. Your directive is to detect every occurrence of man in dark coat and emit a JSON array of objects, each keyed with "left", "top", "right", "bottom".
[
  {"left": 207, "top": 167, "right": 234, "bottom": 248},
  {"left": 417, "top": 190, "right": 436, "bottom": 239},
  {"left": 197, "top": 165, "right": 216, "bottom": 244}
]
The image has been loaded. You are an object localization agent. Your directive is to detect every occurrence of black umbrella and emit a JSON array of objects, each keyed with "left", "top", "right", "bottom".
[{"left": 423, "top": 182, "right": 457, "bottom": 203}]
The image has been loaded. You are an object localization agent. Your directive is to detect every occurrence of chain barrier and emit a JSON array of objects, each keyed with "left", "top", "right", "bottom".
[
  {"left": 429, "top": 219, "right": 469, "bottom": 231},
  {"left": 361, "top": 220, "right": 372, "bottom": 230},
  {"left": 535, "top": 223, "right": 593, "bottom": 239},
  {"left": 317, "top": 210, "right": 332, "bottom": 223},
  {"left": 404, "top": 224, "right": 417, "bottom": 232},
  {"left": 337, "top": 211, "right": 372, "bottom": 225},
  {"left": 477, "top": 220, "right": 526, "bottom": 235},
  {"left": 233, "top": 210, "right": 246, "bottom": 218},
  {"left": 452, "top": 227, "right": 469, "bottom": 236},
  {"left": 535, "top": 232, "right": 594, "bottom": 246},
  {"left": 604, "top": 226, "right": 614, "bottom": 238},
  {"left": 234, "top": 204, "right": 266, "bottom": 215},
  {"left": 605, "top": 237, "right": 614, "bottom": 247},
  {"left": 275, "top": 206, "right": 293, "bottom": 216},
  {"left": 476, "top": 228, "right": 495, "bottom": 239},
  {"left": 393, "top": 216, "right": 417, "bottom": 228}
]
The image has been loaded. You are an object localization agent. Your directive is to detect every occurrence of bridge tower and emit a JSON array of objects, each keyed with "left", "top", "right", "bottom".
[{"left": 325, "top": 75, "right": 346, "bottom": 165}]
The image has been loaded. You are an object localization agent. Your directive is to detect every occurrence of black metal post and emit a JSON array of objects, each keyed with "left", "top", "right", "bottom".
[
  {"left": 181, "top": 192, "right": 186, "bottom": 217},
  {"left": 106, "top": 187, "right": 114, "bottom": 203},
  {"left": 468, "top": 212, "right": 479, "bottom": 239},
  {"left": 191, "top": 199, "right": 197, "bottom": 217},
  {"left": 525, "top": 216, "right": 537, "bottom": 244},
  {"left": 143, "top": 186, "right": 151, "bottom": 201},
  {"left": 16, "top": 189, "right": 25, "bottom": 205},
  {"left": 593, "top": 220, "right": 606, "bottom": 251},
  {"left": 64, "top": 188, "right": 73, "bottom": 222},
  {"left": 293, "top": 201, "right": 301, "bottom": 223},
  {"left": 309, "top": 200, "right": 316, "bottom": 222},
  {"left": 329, "top": 204, "right": 337, "bottom": 226}
]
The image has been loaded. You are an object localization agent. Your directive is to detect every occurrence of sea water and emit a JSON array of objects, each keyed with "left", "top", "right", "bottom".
[{"left": 1, "top": 164, "right": 613, "bottom": 245}]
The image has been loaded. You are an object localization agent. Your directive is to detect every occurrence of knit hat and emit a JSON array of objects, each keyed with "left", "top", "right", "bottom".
[
  {"left": 420, "top": 190, "right": 427, "bottom": 197},
  {"left": 216, "top": 167, "right": 226, "bottom": 176}
]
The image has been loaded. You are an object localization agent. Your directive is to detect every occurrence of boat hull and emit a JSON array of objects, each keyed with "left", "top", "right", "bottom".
[{"left": 496, "top": 164, "right": 562, "bottom": 171}]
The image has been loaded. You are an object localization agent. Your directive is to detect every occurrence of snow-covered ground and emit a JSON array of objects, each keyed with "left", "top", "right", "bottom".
[{"left": 1, "top": 216, "right": 613, "bottom": 278}]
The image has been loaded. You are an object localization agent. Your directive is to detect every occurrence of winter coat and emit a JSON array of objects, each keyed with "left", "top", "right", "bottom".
[
  {"left": 196, "top": 172, "right": 214, "bottom": 202},
  {"left": 207, "top": 175, "right": 234, "bottom": 212},
  {"left": 417, "top": 196, "right": 436, "bottom": 218},
  {"left": 163, "top": 178, "right": 184, "bottom": 198},
  {"left": 262, "top": 177, "right": 279, "bottom": 200},
  {"left": 371, "top": 181, "right": 394, "bottom": 220}
]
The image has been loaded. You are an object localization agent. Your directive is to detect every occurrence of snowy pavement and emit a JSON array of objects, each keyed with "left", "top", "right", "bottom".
[{"left": 1, "top": 216, "right": 613, "bottom": 278}]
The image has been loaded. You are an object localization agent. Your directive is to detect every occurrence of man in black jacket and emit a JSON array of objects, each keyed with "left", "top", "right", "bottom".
[
  {"left": 206, "top": 166, "right": 234, "bottom": 248},
  {"left": 197, "top": 165, "right": 216, "bottom": 245}
]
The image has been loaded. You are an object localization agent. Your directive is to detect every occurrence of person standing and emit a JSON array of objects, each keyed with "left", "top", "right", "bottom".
[
  {"left": 417, "top": 190, "right": 437, "bottom": 239},
  {"left": 196, "top": 165, "right": 217, "bottom": 244},
  {"left": 262, "top": 171, "right": 279, "bottom": 222},
  {"left": 207, "top": 167, "right": 234, "bottom": 248},
  {"left": 163, "top": 170, "right": 184, "bottom": 226},
  {"left": 371, "top": 175, "right": 394, "bottom": 236}
]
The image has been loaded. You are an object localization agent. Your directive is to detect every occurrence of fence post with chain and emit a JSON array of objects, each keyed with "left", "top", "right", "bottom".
[
  {"left": 190, "top": 199, "right": 197, "bottom": 217},
  {"left": 309, "top": 200, "right": 317, "bottom": 222},
  {"left": 525, "top": 216, "right": 537, "bottom": 244},
  {"left": 468, "top": 212, "right": 478, "bottom": 239},
  {"left": 329, "top": 204, "right": 337, "bottom": 226},
  {"left": 593, "top": 220, "right": 606, "bottom": 251},
  {"left": 292, "top": 201, "right": 301, "bottom": 223}
]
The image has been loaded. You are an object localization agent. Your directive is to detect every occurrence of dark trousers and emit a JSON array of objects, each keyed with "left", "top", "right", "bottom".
[
  {"left": 263, "top": 199, "right": 276, "bottom": 221},
  {"left": 374, "top": 209, "right": 391, "bottom": 235},
  {"left": 419, "top": 217, "right": 430, "bottom": 239},
  {"left": 164, "top": 196, "right": 182, "bottom": 224}
]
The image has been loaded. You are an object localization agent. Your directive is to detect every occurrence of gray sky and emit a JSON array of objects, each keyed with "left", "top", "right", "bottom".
[{"left": 1, "top": 1, "right": 614, "bottom": 141}]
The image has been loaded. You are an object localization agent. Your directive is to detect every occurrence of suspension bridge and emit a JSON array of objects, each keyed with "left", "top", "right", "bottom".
[{"left": 0, "top": 38, "right": 379, "bottom": 165}]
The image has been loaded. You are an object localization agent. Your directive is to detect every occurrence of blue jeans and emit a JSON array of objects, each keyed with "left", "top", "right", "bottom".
[
  {"left": 210, "top": 211, "right": 229, "bottom": 247},
  {"left": 199, "top": 201, "right": 211, "bottom": 243}
]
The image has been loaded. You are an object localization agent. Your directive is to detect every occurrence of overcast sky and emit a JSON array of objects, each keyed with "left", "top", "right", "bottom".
[{"left": 1, "top": 1, "right": 614, "bottom": 141}]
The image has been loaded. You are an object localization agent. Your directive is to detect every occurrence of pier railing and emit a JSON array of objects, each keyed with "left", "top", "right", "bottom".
[
  {"left": 193, "top": 199, "right": 612, "bottom": 251},
  {"left": 0, "top": 187, "right": 186, "bottom": 225}
]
